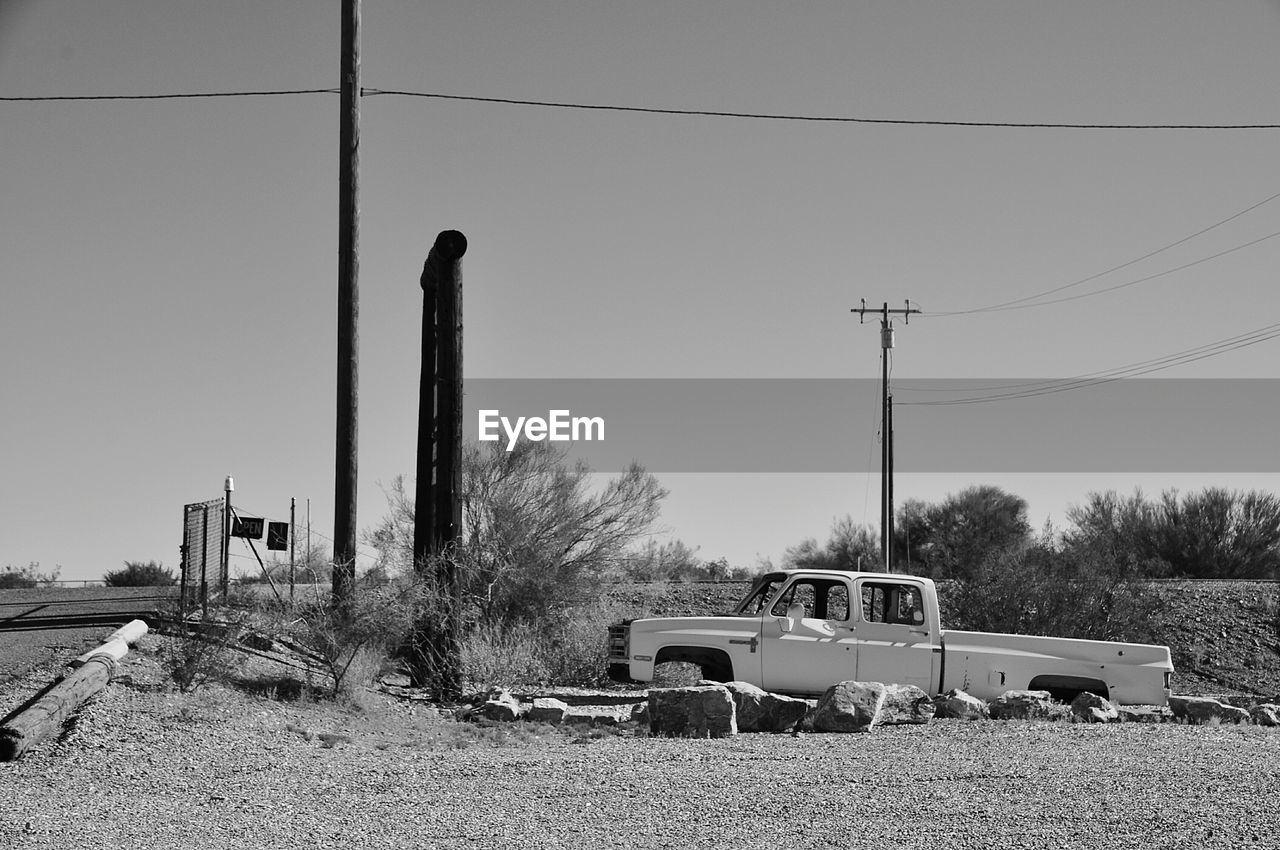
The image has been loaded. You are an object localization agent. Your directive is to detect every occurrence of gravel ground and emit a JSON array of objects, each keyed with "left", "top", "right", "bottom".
[
  {"left": 0, "top": 586, "right": 174, "bottom": 686},
  {"left": 2, "top": 640, "right": 1278, "bottom": 850}
]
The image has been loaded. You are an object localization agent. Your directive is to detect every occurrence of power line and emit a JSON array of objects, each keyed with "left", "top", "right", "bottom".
[
  {"left": 0, "top": 89, "right": 337, "bottom": 102},
  {"left": 5, "top": 86, "right": 1280, "bottom": 129},
  {"left": 930, "top": 190, "right": 1280, "bottom": 317},
  {"left": 899, "top": 321, "right": 1280, "bottom": 406},
  {"left": 931, "top": 228, "right": 1280, "bottom": 317},
  {"left": 362, "top": 89, "right": 1280, "bottom": 130}
]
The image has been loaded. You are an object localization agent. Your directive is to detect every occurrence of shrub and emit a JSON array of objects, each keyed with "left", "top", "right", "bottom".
[
  {"left": 159, "top": 616, "right": 246, "bottom": 693},
  {"left": 940, "top": 544, "right": 1162, "bottom": 645},
  {"left": 104, "top": 560, "right": 176, "bottom": 587},
  {"left": 0, "top": 562, "right": 59, "bottom": 589},
  {"left": 459, "top": 597, "right": 645, "bottom": 689},
  {"left": 267, "top": 575, "right": 423, "bottom": 698}
]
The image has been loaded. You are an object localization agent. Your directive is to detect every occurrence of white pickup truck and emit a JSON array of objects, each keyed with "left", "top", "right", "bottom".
[{"left": 608, "top": 569, "right": 1173, "bottom": 705}]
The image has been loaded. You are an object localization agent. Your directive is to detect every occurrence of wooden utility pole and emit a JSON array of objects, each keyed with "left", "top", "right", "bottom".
[
  {"left": 413, "top": 230, "right": 467, "bottom": 699},
  {"left": 333, "top": 0, "right": 361, "bottom": 600},
  {"left": 415, "top": 230, "right": 468, "bottom": 566},
  {"left": 852, "top": 300, "right": 918, "bottom": 572}
]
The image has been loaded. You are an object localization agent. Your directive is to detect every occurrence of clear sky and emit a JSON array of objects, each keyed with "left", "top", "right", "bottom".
[{"left": 3, "top": 1, "right": 1280, "bottom": 581}]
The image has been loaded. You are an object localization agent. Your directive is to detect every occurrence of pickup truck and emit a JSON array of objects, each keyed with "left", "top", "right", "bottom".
[{"left": 607, "top": 569, "right": 1173, "bottom": 705}]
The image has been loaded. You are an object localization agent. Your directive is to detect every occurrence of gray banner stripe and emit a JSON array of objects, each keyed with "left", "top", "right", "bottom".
[{"left": 460, "top": 379, "right": 1279, "bottom": 473}]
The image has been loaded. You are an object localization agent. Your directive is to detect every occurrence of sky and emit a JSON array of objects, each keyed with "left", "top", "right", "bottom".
[{"left": 3, "top": 1, "right": 1280, "bottom": 582}]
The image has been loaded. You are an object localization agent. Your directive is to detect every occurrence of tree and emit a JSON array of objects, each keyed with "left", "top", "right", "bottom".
[
  {"left": 103, "top": 560, "right": 176, "bottom": 587},
  {"left": 902, "top": 485, "right": 1032, "bottom": 580},
  {"left": 624, "top": 539, "right": 704, "bottom": 581},
  {"left": 783, "top": 517, "right": 880, "bottom": 571},
  {"left": 0, "top": 563, "right": 59, "bottom": 589},
  {"left": 367, "top": 440, "right": 667, "bottom": 629},
  {"left": 1063, "top": 488, "right": 1280, "bottom": 579}
]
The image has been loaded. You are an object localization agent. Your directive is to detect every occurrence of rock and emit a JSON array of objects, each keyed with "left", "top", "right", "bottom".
[
  {"left": 988, "top": 690, "right": 1069, "bottom": 721},
  {"left": 723, "top": 681, "right": 810, "bottom": 733},
  {"left": 796, "top": 699, "right": 820, "bottom": 733},
  {"left": 1070, "top": 692, "right": 1119, "bottom": 723},
  {"left": 1169, "top": 695, "right": 1251, "bottom": 725},
  {"left": 1117, "top": 705, "right": 1172, "bottom": 723},
  {"left": 477, "top": 688, "right": 522, "bottom": 722},
  {"left": 525, "top": 697, "right": 569, "bottom": 724},
  {"left": 648, "top": 685, "right": 737, "bottom": 738},
  {"left": 879, "top": 683, "right": 935, "bottom": 725},
  {"left": 933, "top": 689, "right": 989, "bottom": 721},
  {"left": 1249, "top": 703, "right": 1280, "bottom": 727},
  {"left": 563, "top": 705, "right": 637, "bottom": 726},
  {"left": 813, "top": 681, "right": 885, "bottom": 733}
]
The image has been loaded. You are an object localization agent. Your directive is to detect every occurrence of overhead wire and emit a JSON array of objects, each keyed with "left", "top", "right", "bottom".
[
  {"left": 928, "top": 190, "right": 1280, "bottom": 317},
  {"left": 0, "top": 88, "right": 338, "bottom": 101},
  {"left": 360, "top": 88, "right": 1280, "bottom": 130},
  {"left": 898, "top": 321, "right": 1280, "bottom": 406},
  {"left": 2, "top": 86, "right": 1280, "bottom": 129}
]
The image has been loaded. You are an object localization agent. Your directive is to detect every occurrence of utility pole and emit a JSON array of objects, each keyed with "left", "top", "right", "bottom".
[
  {"left": 852, "top": 300, "right": 918, "bottom": 572},
  {"left": 333, "top": 0, "right": 361, "bottom": 600}
]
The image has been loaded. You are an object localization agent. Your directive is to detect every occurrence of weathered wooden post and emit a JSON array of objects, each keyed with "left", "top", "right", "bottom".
[
  {"left": 0, "top": 620, "right": 149, "bottom": 761},
  {"left": 413, "top": 230, "right": 466, "bottom": 698}
]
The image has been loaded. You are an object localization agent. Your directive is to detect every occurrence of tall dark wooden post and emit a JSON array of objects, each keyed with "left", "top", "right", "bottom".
[
  {"left": 333, "top": 0, "right": 361, "bottom": 600},
  {"left": 414, "top": 230, "right": 466, "bottom": 698}
]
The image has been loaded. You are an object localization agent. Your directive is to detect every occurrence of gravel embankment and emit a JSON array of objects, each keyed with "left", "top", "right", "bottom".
[{"left": 2, "top": 640, "right": 1278, "bottom": 849}]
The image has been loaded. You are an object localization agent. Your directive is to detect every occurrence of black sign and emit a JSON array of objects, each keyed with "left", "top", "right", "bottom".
[
  {"left": 266, "top": 521, "right": 289, "bottom": 551},
  {"left": 233, "top": 517, "right": 264, "bottom": 539}
]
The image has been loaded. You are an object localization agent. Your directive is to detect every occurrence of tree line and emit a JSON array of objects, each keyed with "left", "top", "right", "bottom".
[{"left": 785, "top": 484, "right": 1280, "bottom": 582}]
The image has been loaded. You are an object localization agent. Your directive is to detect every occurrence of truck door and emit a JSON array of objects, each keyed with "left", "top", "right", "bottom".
[
  {"left": 759, "top": 575, "right": 857, "bottom": 695},
  {"left": 853, "top": 579, "right": 938, "bottom": 694}
]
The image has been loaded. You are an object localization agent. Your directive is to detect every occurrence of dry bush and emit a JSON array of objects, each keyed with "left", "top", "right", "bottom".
[
  {"left": 459, "top": 597, "right": 639, "bottom": 689},
  {"left": 941, "top": 545, "right": 1163, "bottom": 645},
  {"left": 159, "top": 615, "right": 247, "bottom": 693}
]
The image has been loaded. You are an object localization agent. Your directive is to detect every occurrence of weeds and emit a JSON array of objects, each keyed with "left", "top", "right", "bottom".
[{"left": 159, "top": 616, "right": 246, "bottom": 693}]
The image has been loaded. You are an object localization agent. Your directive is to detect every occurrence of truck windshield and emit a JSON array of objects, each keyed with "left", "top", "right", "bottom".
[{"left": 733, "top": 572, "right": 788, "bottom": 615}]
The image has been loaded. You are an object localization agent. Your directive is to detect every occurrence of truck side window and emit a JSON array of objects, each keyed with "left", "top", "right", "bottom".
[
  {"left": 861, "top": 583, "right": 923, "bottom": 625},
  {"left": 771, "top": 579, "right": 851, "bottom": 622},
  {"left": 771, "top": 582, "right": 816, "bottom": 618},
  {"left": 737, "top": 577, "right": 783, "bottom": 615},
  {"left": 861, "top": 585, "right": 888, "bottom": 623}
]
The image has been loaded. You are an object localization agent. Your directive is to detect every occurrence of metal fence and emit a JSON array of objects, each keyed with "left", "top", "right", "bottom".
[{"left": 180, "top": 497, "right": 226, "bottom": 615}]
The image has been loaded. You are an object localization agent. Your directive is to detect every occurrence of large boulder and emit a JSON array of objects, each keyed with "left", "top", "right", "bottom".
[
  {"left": 1070, "top": 691, "right": 1119, "bottom": 723},
  {"left": 813, "top": 681, "right": 886, "bottom": 733},
  {"left": 648, "top": 685, "right": 738, "bottom": 738},
  {"left": 1169, "top": 695, "right": 1251, "bottom": 725},
  {"left": 1249, "top": 704, "right": 1280, "bottom": 727},
  {"left": 933, "top": 688, "right": 988, "bottom": 721},
  {"left": 477, "top": 688, "right": 523, "bottom": 722},
  {"left": 723, "top": 681, "right": 810, "bottom": 733},
  {"left": 879, "top": 683, "right": 935, "bottom": 725},
  {"left": 524, "top": 697, "right": 569, "bottom": 724},
  {"left": 989, "top": 690, "right": 1069, "bottom": 721}
]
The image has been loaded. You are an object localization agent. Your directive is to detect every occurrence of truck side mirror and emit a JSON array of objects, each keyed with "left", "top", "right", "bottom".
[{"left": 779, "top": 602, "right": 805, "bottom": 634}]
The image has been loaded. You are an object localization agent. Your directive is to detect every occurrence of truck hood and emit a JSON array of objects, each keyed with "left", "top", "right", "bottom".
[{"left": 630, "top": 615, "right": 757, "bottom": 638}]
